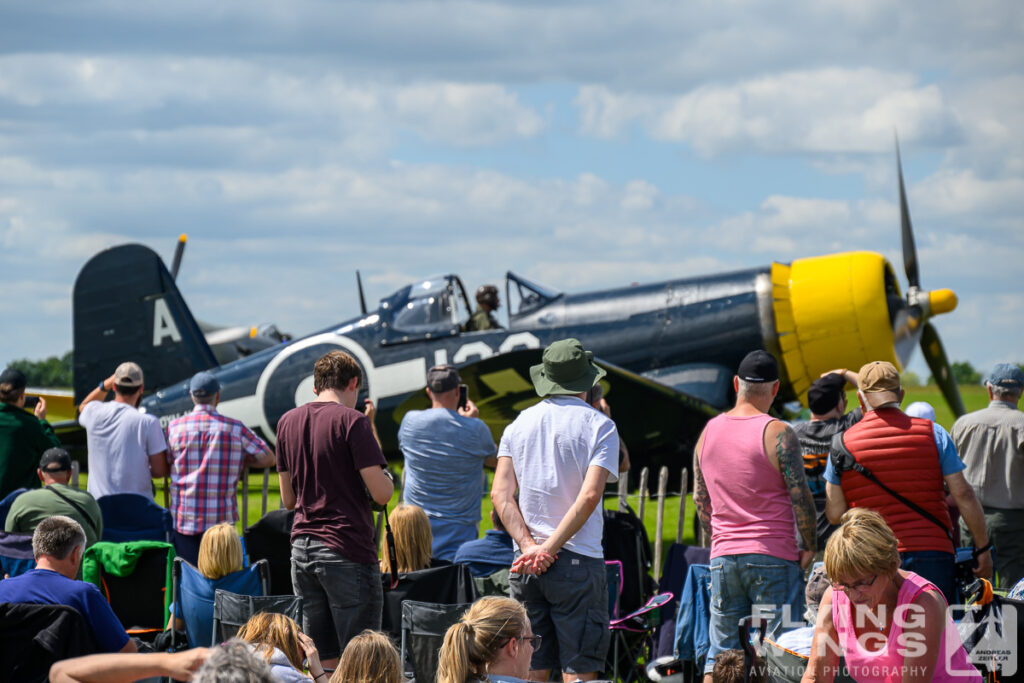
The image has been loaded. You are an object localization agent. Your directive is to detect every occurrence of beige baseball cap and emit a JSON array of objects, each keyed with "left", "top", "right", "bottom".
[{"left": 114, "top": 362, "right": 144, "bottom": 388}]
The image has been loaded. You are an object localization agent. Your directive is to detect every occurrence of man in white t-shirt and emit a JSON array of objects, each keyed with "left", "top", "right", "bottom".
[
  {"left": 78, "top": 362, "right": 168, "bottom": 499},
  {"left": 491, "top": 338, "right": 619, "bottom": 683}
]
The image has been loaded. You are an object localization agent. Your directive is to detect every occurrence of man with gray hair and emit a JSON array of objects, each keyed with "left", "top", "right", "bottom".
[
  {"left": 0, "top": 515, "right": 134, "bottom": 653},
  {"left": 693, "top": 350, "right": 816, "bottom": 683},
  {"left": 953, "top": 363, "right": 1024, "bottom": 588}
]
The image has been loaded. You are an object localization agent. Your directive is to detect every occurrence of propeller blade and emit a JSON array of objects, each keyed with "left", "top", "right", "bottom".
[
  {"left": 356, "top": 270, "right": 368, "bottom": 315},
  {"left": 170, "top": 233, "right": 187, "bottom": 280},
  {"left": 896, "top": 138, "right": 920, "bottom": 289},
  {"left": 920, "top": 321, "right": 966, "bottom": 418}
]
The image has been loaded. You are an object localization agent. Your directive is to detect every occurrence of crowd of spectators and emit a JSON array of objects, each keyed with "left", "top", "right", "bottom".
[{"left": 0, "top": 345, "right": 1021, "bottom": 682}]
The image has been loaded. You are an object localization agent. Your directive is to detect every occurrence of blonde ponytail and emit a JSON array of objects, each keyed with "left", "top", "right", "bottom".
[{"left": 437, "top": 597, "right": 528, "bottom": 683}]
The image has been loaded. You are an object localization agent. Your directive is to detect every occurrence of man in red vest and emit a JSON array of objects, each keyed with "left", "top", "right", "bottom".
[{"left": 824, "top": 361, "right": 992, "bottom": 604}]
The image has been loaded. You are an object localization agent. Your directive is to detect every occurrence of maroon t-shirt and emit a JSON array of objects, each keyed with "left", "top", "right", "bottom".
[{"left": 276, "top": 401, "right": 386, "bottom": 564}]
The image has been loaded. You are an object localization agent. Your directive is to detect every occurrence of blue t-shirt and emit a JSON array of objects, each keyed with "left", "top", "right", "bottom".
[
  {"left": 0, "top": 568, "right": 130, "bottom": 652},
  {"left": 823, "top": 421, "right": 965, "bottom": 485},
  {"left": 398, "top": 408, "right": 496, "bottom": 525}
]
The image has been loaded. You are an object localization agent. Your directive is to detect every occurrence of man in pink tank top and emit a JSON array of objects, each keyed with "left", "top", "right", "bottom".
[{"left": 694, "top": 350, "right": 817, "bottom": 683}]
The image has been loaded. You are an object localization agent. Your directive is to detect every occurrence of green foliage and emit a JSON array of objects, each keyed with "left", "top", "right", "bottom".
[
  {"left": 7, "top": 351, "right": 74, "bottom": 388},
  {"left": 901, "top": 371, "right": 923, "bottom": 388},
  {"left": 951, "top": 361, "right": 981, "bottom": 385}
]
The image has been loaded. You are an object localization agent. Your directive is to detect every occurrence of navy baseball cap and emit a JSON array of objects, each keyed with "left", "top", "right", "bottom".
[
  {"left": 189, "top": 371, "right": 221, "bottom": 397},
  {"left": 987, "top": 363, "right": 1024, "bottom": 390}
]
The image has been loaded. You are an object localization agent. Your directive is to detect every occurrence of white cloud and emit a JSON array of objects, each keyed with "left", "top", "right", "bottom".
[{"left": 576, "top": 69, "right": 960, "bottom": 155}]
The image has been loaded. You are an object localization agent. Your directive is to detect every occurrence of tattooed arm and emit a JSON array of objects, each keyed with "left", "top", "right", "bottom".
[
  {"left": 692, "top": 429, "right": 713, "bottom": 541},
  {"left": 764, "top": 420, "right": 817, "bottom": 553}
]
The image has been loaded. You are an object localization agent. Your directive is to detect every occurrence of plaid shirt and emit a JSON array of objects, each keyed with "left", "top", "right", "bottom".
[{"left": 166, "top": 404, "right": 271, "bottom": 535}]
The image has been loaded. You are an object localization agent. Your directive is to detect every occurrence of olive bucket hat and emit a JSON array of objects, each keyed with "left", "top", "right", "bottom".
[{"left": 530, "top": 338, "right": 606, "bottom": 397}]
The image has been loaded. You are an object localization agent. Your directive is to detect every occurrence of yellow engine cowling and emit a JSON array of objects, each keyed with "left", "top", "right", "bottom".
[{"left": 771, "top": 251, "right": 902, "bottom": 403}]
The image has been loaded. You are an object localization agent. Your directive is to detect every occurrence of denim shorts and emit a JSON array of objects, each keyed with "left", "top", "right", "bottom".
[
  {"left": 291, "top": 535, "right": 383, "bottom": 660},
  {"left": 705, "top": 553, "right": 803, "bottom": 674},
  {"left": 510, "top": 549, "right": 609, "bottom": 675}
]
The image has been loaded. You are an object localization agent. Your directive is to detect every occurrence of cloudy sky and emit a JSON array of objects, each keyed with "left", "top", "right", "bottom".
[{"left": 2, "top": 1, "right": 1022, "bottom": 382}]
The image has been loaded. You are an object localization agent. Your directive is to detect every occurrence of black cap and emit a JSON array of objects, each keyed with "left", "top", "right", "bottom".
[
  {"left": 807, "top": 373, "right": 847, "bottom": 414},
  {"left": 39, "top": 447, "right": 72, "bottom": 473},
  {"left": 426, "top": 365, "right": 460, "bottom": 393},
  {"left": 0, "top": 367, "right": 27, "bottom": 391},
  {"left": 737, "top": 350, "right": 779, "bottom": 383}
]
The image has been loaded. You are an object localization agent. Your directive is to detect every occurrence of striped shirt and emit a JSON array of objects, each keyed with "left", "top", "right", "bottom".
[{"left": 166, "top": 404, "right": 271, "bottom": 534}]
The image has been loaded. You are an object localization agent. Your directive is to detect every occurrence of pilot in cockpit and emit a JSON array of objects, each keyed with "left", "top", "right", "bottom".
[{"left": 463, "top": 285, "right": 503, "bottom": 332}]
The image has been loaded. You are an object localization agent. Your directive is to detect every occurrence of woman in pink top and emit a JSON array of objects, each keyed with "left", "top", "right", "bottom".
[{"left": 802, "top": 508, "right": 980, "bottom": 683}]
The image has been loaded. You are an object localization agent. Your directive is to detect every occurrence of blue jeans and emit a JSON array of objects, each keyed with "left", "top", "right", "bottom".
[
  {"left": 291, "top": 536, "right": 382, "bottom": 660},
  {"left": 705, "top": 553, "right": 803, "bottom": 674},
  {"left": 900, "top": 550, "right": 956, "bottom": 605}
]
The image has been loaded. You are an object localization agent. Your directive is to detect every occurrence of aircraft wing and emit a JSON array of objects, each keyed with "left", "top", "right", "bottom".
[{"left": 396, "top": 349, "right": 720, "bottom": 473}]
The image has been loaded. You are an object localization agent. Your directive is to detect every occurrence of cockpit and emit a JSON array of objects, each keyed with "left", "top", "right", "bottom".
[{"left": 377, "top": 272, "right": 563, "bottom": 344}]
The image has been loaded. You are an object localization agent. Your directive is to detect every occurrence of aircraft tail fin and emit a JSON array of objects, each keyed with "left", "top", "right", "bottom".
[{"left": 72, "top": 243, "right": 218, "bottom": 403}]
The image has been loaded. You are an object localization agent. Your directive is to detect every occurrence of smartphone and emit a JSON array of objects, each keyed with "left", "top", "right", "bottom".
[
  {"left": 23, "top": 396, "right": 40, "bottom": 409},
  {"left": 458, "top": 384, "right": 468, "bottom": 410}
]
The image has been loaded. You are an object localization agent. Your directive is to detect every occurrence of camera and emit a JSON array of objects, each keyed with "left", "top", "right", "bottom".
[{"left": 955, "top": 546, "right": 978, "bottom": 589}]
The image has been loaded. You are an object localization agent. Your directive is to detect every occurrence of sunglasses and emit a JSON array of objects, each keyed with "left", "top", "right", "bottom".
[{"left": 521, "top": 635, "right": 542, "bottom": 648}]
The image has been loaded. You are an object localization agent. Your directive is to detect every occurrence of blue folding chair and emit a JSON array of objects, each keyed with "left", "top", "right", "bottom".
[
  {"left": 0, "top": 530, "right": 35, "bottom": 578},
  {"left": 0, "top": 488, "right": 27, "bottom": 528},
  {"left": 171, "top": 557, "right": 269, "bottom": 648},
  {"left": 97, "top": 493, "right": 173, "bottom": 543}
]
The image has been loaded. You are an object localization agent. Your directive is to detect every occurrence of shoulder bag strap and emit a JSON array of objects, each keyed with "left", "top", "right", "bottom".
[{"left": 830, "top": 433, "right": 954, "bottom": 546}]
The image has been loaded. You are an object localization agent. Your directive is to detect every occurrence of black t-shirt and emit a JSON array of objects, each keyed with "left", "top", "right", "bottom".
[{"left": 792, "top": 408, "right": 863, "bottom": 548}]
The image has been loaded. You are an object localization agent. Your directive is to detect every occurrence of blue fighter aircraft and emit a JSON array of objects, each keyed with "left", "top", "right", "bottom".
[{"left": 69, "top": 151, "right": 962, "bottom": 473}]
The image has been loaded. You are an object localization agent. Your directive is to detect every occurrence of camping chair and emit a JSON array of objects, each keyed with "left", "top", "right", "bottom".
[
  {"left": 82, "top": 540, "right": 175, "bottom": 643},
  {"left": 656, "top": 543, "right": 711, "bottom": 657},
  {"left": 97, "top": 493, "right": 173, "bottom": 543},
  {"left": 958, "top": 578, "right": 1024, "bottom": 682},
  {"left": 381, "top": 563, "right": 476, "bottom": 641},
  {"left": 472, "top": 566, "right": 511, "bottom": 598},
  {"left": 606, "top": 559, "right": 674, "bottom": 683},
  {"left": 0, "top": 530, "right": 35, "bottom": 578},
  {"left": 400, "top": 600, "right": 472, "bottom": 682},
  {"left": 0, "top": 487, "right": 27, "bottom": 527},
  {"left": 243, "top": 508, "right": 295, "bottom": 595},
  {"left": 0, "top": 603, "right": 96, "bottom": 683},
  {"left": 170, "top": 557, "right": 269, "bottom": 648},
  {"left": 212, "top": 589, "right": 303, "bottom": 643}
]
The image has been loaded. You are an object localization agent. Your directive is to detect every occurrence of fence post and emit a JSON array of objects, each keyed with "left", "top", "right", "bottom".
[
  {"left": 241, "top": 467, "right": 250, "bottom": 531},
  {"left": 617, "top": 471, "right": 628, "bottom": 512},
  {"left": 654, "top": 466, "right": 668, "bottom": 583},
  {"left": 163, "top": 476, "right": 169, "bottom": 509},
  {"left": 637, "top": 467, "right": 649, "bottom": 523},
  {"left": 261, "top": 468, "right": 269, "bottom": 519},
  {"left": 676, "top": 467, "right": 688, "bottom": 544},
  {"left": 399, "top": 469, "right": 406, "bottom": 504},
  {"left": 71, "top": 460, "right": 80, "bottom": 489}
]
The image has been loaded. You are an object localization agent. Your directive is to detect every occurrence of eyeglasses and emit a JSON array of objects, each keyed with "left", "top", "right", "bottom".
[
  {"left": 521, "top": 635, "right": 542, "bottom": 648},
  {"left": 831, "top": 574, "right": 878, "bottom": 593}
]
